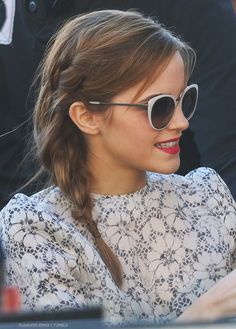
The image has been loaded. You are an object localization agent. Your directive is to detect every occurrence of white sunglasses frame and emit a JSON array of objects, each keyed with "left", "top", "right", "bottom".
[
  {"left": 89, "top": 84, "right": 198, "bottom": 131},
  {"left": 147, "top": 83, "right": 198, "bottom": 130}
]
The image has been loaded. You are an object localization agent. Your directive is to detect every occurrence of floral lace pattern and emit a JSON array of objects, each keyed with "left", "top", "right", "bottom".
[{"left": 0, "top": 167, "right": 236, "bottom": 324}]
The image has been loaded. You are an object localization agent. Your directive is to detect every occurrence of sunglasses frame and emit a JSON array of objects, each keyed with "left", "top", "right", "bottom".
[{"left": 89, "top": 84, "right": 198, "bottom": 131}]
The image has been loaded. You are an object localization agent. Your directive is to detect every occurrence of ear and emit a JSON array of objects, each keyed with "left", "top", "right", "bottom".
[{"left": 69, "top": 101, "right": 100, "bottom": 135}]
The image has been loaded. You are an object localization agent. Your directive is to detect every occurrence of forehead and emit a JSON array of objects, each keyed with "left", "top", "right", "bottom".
[
  {"left": 139, "top": 52, "right": 186, "bottom": 99},
  {"left": 114, "top": 51, "right": 186, "bottom": 102}
]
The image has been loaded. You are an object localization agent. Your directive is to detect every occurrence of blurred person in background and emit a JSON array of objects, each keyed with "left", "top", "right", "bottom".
[
  {"left": 0, "top": 0, "right": 79, "bottom": 209},
  {"left": 231, "top": 0, "right": 236, "bottom": 12}
]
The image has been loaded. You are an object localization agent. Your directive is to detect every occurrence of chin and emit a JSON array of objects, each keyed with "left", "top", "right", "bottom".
[{"left": 152, "top": 160, "right": 180, "bottom": 175}]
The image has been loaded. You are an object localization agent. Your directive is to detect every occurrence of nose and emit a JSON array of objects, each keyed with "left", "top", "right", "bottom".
[{"left": 167, "top": 104, "right": 189, "bottom": 131}]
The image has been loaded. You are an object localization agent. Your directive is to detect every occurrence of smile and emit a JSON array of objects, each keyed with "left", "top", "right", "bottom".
[
  {"left": 154, "top": 139, "right": 180, "bottom": 154},
  {"left": 155, "top": 141, "right": 178, "bottom": 148}
]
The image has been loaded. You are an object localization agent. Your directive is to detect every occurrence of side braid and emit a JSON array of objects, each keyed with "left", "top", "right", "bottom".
[
  {"left": 72, "top": 192, "right": 123, "bottom": 288},
  {"left": 66, "top": 153, "right": 123, "bottom": 287},
  {"left": 39, "top": 113, "right": 123, "bottom": 287}
]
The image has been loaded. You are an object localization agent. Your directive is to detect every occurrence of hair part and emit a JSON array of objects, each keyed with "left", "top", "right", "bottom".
[{"left": 32, "top": 9, "right": 196, "bottom": 288}]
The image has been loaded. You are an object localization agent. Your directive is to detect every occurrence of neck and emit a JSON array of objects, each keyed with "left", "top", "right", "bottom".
[{"left": 89, "top": 166, "right": 147, "bottom": 196}]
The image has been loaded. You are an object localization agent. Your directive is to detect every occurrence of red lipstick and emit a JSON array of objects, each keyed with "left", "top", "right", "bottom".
[{"left": 154, "top": 137, "right": 180, "bottom": 155}]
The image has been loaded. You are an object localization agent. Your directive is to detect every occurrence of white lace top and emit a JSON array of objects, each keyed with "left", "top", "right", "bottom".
[{"left": 0, "top": 167, "right": 236, "bottom": 324}]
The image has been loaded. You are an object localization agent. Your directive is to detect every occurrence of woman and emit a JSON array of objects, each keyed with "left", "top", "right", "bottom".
[{"left": 0, "top": 9, "right": 236, "bottom": 325}]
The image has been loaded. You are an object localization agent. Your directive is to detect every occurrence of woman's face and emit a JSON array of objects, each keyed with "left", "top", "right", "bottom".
[{"left": 90, "top": 51, "right": 189, "bottom": 175}]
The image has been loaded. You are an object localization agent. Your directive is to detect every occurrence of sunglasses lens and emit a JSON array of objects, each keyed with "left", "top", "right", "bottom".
[
  {"left": 182, "top": 86, "right": 198, "bottom": 119},
  {"left": 151, "top": 97, "right": 175, "bottom": 129}
]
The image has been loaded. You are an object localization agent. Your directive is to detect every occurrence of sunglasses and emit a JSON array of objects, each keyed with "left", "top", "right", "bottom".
[{"left": 89, "top": 84, "right": 198, "bottom": 130}]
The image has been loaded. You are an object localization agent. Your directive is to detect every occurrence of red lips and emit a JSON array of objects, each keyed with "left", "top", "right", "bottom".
[{"left": 154, "top": 137, "right": 180, "bottom": 154}]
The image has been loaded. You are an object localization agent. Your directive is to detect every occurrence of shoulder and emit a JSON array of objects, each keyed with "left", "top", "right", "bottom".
[
  {"left": 147, "top": 168, "right": 236, "bottom": 230},
  {"left": 148, "top": 166, "right": 227, "bottom": 188},
  {"left": 184, "top": 167, "right": 234, "bottom": 197},
  {"left": 147, "top": 167, "right": 235, "bottom": 205},
  {"left": 1, "top": 185, "right": 71, "bottom": 215},
  {"left": 184, "top": 166, "right": 223, "bottom": 185},
  {"left": 0, "top": 187, "right": 73, "bottom": 243}
]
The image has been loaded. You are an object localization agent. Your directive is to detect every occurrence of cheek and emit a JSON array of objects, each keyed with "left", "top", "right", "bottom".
[
  {"left": 131, "top": 113, "right": 156, "bottom": 144},
  {"left": 120, "top": 114, "right": 151, "bottom": 143},
  {"left": 126, "top": 109, "right": 151, "bottom": 131},
  {"left": 108, "top": 109, "right": 155, "bottom": 147},
  {"left": 119, "top": 120, "right": 155, "bottom": 157}
]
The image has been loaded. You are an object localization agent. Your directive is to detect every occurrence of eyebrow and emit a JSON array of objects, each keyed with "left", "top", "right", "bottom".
[
  {"left": 137, "top": 94, "right": 163, "bottom": 104},
  {"left": 138, "top": 88, "right": 184, "bottom": 104}
]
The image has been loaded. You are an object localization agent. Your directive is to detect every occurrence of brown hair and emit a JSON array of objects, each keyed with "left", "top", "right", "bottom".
[{"left": 33, "top": 9, "right": 196, "bottom": 288}]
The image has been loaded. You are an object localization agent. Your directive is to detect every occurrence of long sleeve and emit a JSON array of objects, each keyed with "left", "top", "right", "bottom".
[
  {"left": 0, "top": 192, "right": 128, "bottom": 323},
  {"left": 185, "top": 167, "right": 236, "bottom": 268}
]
